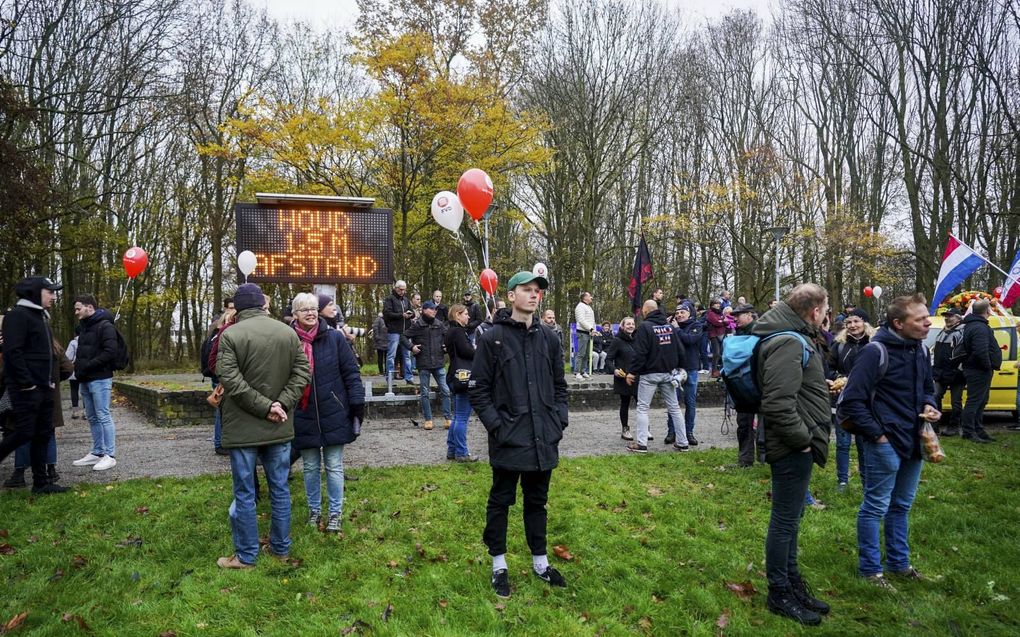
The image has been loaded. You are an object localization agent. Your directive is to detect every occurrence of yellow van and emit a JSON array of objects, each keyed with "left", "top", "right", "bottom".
[{"left": 924, "top": 313, "right": 1019, "bottom": 416}]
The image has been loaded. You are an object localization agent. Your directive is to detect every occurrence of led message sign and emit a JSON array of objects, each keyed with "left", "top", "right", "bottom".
[{"left": 235, "top": 203, "right": 394, "bottom": 284}]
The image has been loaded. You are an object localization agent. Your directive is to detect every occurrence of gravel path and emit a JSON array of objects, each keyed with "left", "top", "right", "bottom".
[{"left": 0, "top": 392, "right": 744, "bottom": 486}]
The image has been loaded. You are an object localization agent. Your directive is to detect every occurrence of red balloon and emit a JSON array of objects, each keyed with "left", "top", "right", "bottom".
[
  {"left": 863, "top": 286, "right": 873, "bottom": 297},
  {"left": 479, "top": 268, "right": 498, "bottom": 295},
  {"left": 123, "top": 247, "right": 148, "bottom": 279},
  {"left": 458, "top": 168, "right": 494, "bottom": 221}
]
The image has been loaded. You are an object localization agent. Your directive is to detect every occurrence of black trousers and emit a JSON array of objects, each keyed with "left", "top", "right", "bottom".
[
  {"left": 69, "top": 379, "right": 80, "bottom": 408},
  {"left": 618, "top": 394, "right": 634, "bottom": 429},
  {"left": 0, "top": 386, "right": 54, "bottom": 487},
  {"left": 484, "top": 467, "right": 552, "bottom": 557},
  {"left": 962, "top": 368, "right": 992, "bottom": 437},
  {"left": 766, "top": 451, "right": 813, "bottom": 589},
  {"left": 376, "top": 349, "right": 386, "bottom": 375},
  {"left": 736, "top": 412, "right": 757, "bottom": 466}
]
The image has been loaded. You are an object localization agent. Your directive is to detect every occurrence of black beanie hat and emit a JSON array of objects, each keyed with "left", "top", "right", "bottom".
[
  {"left": 234, "top": 283, "right": 264, "bottom": 311},
  {"left": 847, "top": 308, "right": 871, "bottom": 324}
]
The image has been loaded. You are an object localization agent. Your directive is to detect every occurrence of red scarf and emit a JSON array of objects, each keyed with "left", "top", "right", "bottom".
[{"left": 295, "top": 321, "right": 318, "bottom": 409}]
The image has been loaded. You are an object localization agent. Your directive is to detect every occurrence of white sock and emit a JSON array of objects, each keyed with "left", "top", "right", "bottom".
[
  {"left": 533, "top": 554, "right": 549, "bottom": 573},
  {"left": 492, "top": 554, "right": 507, "bottom": 573}
]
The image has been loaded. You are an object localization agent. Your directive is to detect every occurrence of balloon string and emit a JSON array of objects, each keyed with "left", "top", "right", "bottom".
[
  {"left": 113, "top": 278, "right": 132, "bottom": 322},
  {"left": 456, "top": 231, "right": 493, "bottom": 321}
]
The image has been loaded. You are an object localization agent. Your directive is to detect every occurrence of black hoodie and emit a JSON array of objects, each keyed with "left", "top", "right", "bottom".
[
  {"left": 630, "top": 309, "right": 685, "bottom": 376},
  {"left": 75, "top": 309, "right": 119, "bottom": 382},
  {"left": 961, "top": 314, "right": 1002, "bottom": 372}
]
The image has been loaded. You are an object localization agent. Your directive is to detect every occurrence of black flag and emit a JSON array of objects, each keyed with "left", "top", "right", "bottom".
[{"left": 627, "top": 235, "right": 654, "bottom": 314}]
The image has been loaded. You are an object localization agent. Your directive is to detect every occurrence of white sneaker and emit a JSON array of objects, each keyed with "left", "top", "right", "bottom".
[
  {"left": 582, "top": 373, "right": 591, "bottom": 379},
  {"left": 574, "top": 374, "right": 584, "bottom": 381},
  {"left": 72, "top": 453, "right": 102, "bottom": 467},
  {"left": 93, "top": 456, "right": 117, "bottom": 471}
]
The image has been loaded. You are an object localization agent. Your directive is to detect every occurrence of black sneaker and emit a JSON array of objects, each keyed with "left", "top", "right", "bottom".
[
  {"left": 647, "top": 434, "right": 654, "bottom": 441},
  {"left": 534, "top": 566, "right": 567, "bottom": 587},
  {"left": 626, "top": 443, "right": 648, "bottom": 453},
  {"left": 766, "top": 586, "right": 822, "bottom": 626},
  {"left": 977, "top": 431, "right": 996, "bottom": 442},
  {"left": 31, "top": 482, "right": 69, "bottom": 495},
  {"left": 492, "top": 568, "right": 511, "bottom": 598},
  {"left": 688, "top": 434, "right": 699, "bottom": 446},
  {"left": 672, "top": 443, "right": 690, "bottom": 452},
  {"left": 663, "top": 432, "right": 676, "bottom": 445},
  {"left": 963, "top": 434, "right": 991, "bottom": 444},
  {"left": 790, "top": 576, "right": 830, "bottom": 615},
  {"left": 3, "top": 469, "right": 26, "bottom": 488},
  {"left": 941, "top": 427, "right": 960, "bottom": 437}
]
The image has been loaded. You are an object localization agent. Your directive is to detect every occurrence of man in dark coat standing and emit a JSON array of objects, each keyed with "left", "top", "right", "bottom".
[
  {"left": 470, "top": 270, "right": 568, "bottom": 599},
  {"left": 960, "top": 300, "right": 1000, "bottom": 443},
  {"left": 0, "top": 276, "right": 68, "bottom": 493}
]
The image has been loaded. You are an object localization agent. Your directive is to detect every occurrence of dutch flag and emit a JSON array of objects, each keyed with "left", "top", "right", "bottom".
[{"left": 930, "top": 234, "right": 987, "bottom": 312}]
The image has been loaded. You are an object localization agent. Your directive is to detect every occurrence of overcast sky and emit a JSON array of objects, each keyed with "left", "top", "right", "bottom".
[{"left": 256, "top": 0, "right": 774, "bottom": 30}]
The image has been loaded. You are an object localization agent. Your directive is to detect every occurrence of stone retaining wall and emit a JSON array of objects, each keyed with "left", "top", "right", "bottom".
[{"left": 114, "top": 374, "right": 727, "bottom": 427}]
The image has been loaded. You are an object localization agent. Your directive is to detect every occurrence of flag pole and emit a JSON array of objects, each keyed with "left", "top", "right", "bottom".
[{"left": 950, "top": 233, "right": 1010, "bottom": 278}]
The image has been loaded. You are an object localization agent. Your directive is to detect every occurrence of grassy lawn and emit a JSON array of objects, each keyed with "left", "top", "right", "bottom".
[{"left": 1, "top": 438, "right": 1018, "bottom": 636}]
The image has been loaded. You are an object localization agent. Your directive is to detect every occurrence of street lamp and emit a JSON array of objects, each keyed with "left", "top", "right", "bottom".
[{"left": 766, "top": 225, "right": 790, "bottom": 302}]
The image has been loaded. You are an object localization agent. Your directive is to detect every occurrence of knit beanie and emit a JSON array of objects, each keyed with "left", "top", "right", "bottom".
[
  {"left": 318, "top": 294, "right": 334, "bottom": 312},
  {"left": 234, "top": 283, "right": 264, "bottom": 311}
]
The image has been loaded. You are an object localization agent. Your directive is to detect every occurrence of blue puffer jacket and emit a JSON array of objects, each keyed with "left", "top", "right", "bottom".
[
  {"left": 838, "top": 327, "right": 936, "bottom": 460},
  {"left": 292, "top": 319, "right": 366, "bottom": 450}
]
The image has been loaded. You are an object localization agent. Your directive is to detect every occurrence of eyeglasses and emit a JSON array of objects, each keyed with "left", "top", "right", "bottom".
[{"left": 294, "top": 308, "right": 318, "bottom": 314}]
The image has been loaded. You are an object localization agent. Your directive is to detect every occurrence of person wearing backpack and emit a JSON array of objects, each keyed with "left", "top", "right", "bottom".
[
  {"left": 71, "top": 294, "right": 121, "bottom": 472},
  {"left": 827, "top": 309, "right": 875, "bottom": 490},
  {"left": 960, "top": 300, "right": 1000, "bottom": 443},
  {"left": 931, "top": 309, "right": 965, "bottom": 436},
  {"left": 838, "top": 294, "right": 940, "bottom": 591},
  {"left": 750, "top": 284, "right": 832, "bottom": 626}
]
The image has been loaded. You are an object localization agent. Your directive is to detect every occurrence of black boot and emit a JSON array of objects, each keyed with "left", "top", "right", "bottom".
[
  {"left": 3, "top": 468, "right": 27, "bottom": 488},
  {"left": 767, "top": 586, "right": 822, "bottom": 626},
  {"left": 31, "top": 477, "right": 69, "bottom": 494},
  {"left": 790, "top": 575, "right": 830, "bottom": 615},
  {"left": 663, "top": 432, "right": 676, "bottom": 445},
  {"left": 47, "top": 464, "right": 60, "bottom": 483}
]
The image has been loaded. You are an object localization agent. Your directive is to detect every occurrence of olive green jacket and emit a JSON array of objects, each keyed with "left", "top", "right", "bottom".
[
  {"left": 750, "top": 302, "right": 831, "bottom": 466},
  {"left": 216, "top": 309, "right": 311, "bottom": 448}
]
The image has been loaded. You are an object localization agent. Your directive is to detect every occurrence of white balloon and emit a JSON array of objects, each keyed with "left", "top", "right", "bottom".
[
  {"left": 431, "top": 191, "right": 464, "bottom": 233},
  {"left": 237, "top": 250, "right": 258, "bottom": 277},
  {"left": 533, "top": 262, "right": 548, "bottom": 277},
  {"left": 872, "top": 285, "right": 884, "bottom": 299}
]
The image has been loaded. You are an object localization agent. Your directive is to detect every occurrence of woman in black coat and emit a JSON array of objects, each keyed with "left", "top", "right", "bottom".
[
  {"left": 291, "top": 293, "right": 365, "bottom": 533},
  {"left": 607, "top": 316, "right": 638, "bottom": 440},
  {"left": 444, "top": 304, "right": 477, "bottom": 462}
]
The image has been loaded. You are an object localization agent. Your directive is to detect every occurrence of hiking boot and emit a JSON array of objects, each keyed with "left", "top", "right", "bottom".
[
  {"left": 941, "top": 426, "right": 960, "bottom": 437},
  {"left": 423, "top": 420, "right": 434, "bottom": 430},
  {"left": 454, "top": 455, "right": 479, "bottom": 463},
  {"left": 215, "top": 447, "right": 229, "bottom": 456},
  {"left": 672, "top": 443, "right": 690, "bottom": 452},
  {"left": 688, "top": 433, "right": 699, "bottom": 446},
  {"left": 962, "top": 434, "right": 991, "bottom": 444},
  {"left": 3, "top": 468, "right": 26, "bottom": 488},
  {"left": 47, "top": 464, "right": 59, "bottom": 483},
  {"left": 977, "top": 431, "right": 996, "bottom": 443},
  {"left": 492, "top": 568, "right": 511, "bottom": 598},
  {"left": 790, "top": 576, "right": 830, "bottom": 615},
  {"left": 217, "top": 555, "right": 254, "bottom": 569},
  {"left": 447, "top": 453, "right": 455, "bottom": 461},
  {"left": 308, "top": 511, "right": 321, "bottom": 528},
  {"left": 626, "top": 442, "right": 648, "bottom": 454},
  {"left": 621, "top": 427, "right": 633, "bottom": 441},
  {"left": 31, "top": 482, "right": 69, "bottom": 494},
  {"left": 444, "top": 419, "right": 452, "bottom": 430},
  {"left": 325, "top": 513, "right": 342, "bottom": 533},
  {"left": 261, "top": 544, "right": 289, "bottom": 562},
  {"left": 890, "top": 566, "right": 925, "bottom": 581},
  {"left": 534, "top": 566, "right": 567, "bottom": 587},
  {"left": 663, "top": 432, "right": 676, "bottom": 445},
  {"left": 71, "top": 407, "right": 84, "bottom": 420},
  {"left": 766, "top": 586, "right": 821, "bottom": 625},
  {"left": 862, "top": 573, "right": 897, "bottom": 592}
]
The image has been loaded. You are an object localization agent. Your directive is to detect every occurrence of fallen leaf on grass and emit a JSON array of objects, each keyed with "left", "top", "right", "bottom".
[
  {"left": 2, "top": 611, "right": 28, "bottom": 632},
  {"left": 415, "top": 543, "right": 425, "bottom": 557},
  {"left": 387, "top": 560, "right": 398, "bottom": 568},
  {"left": 28, "top": 537, "right": 37, "bottom": 544},
  {"left": 71, "top": 555, "right": 88, "bottom": 569},
  {"left": 420, "top": 483, "right": 439, "bottom": 492},
  {"left": 438, "top": 599, "right": 448, "bottom": 609},
  {"left": 135, "top": 506, "right": 149, "bottom": 515},
  {"left": 494, "top": 603, "right": 506, "bottom": 612},
  {"left": 381, "top": 602, "right": 394, "bottom": 622},
  {"left": 340, "top": 620, "right": 370, "bottom": 635},
  {"left": 0, "top": 544, "right": 15, "bottom": 555},
  {"left": 646, "top": 486, "right": 664, "bottom": 497},
  {"left": 579, "top": 612, "right": 589, "bottom": 623},
  {"left": 637, "top": 617, "right": 653, "bottom": 630},
  {"left": 390, "top": 510, "right": 401, "bottom": 518},
  {"left": 725, "top": 581, "right": 757, "bottom": 600},
  {"left": 60, "top": 613, "right": 91, "bottom": 632},
  {"left": 116, "top": 536, "right": 143, "bottom": 548},
  {"left": 48, "top": 568, "right": 64, "bottom": 582},
  {"left": 651, "top": 594, "right": 664, "bottom": 603},
  {"left": 716, "top": 609, "right": 730, "bottom": 631},
  {"left": 158, "top": 632, "right": 177, "bottom": 637},
  {"left": 0, "top": 530, "right": 7, "bottom": 538},
  {"left": 553, "top": 545, "right": 574, "bottom": 561}
]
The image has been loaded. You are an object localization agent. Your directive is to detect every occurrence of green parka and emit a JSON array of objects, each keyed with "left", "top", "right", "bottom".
[
  {"left": 750, "top": 301, "right": 831, "bottom": 466},
  {"left": 216, "top": 309, "right": 311, "bottom": 448}
]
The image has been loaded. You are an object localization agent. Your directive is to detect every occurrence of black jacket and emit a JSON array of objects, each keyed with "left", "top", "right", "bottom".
[
  {"left": 465, "top": 300, "right": 484, "bottom": 332},
  {"left": 629, "top": 309, "right": 685, "bottom": 376},
  {"left": 932, "top": 324, "right": 965, "bottom": 385},
  {"left": 828, "top": 333, "right": 871, "bottom": 378},
  {"left": 75, "top": 309, "right": 118, "bottom": 382},
  {"left": 961, "top": 314, "right": 1002, "bottom": 372},
  {"left": 401, "top": 315, "right": 448, "bottom": 370},
  {"left": 292, "top": 318, "right": 365, "bottom": 450},
  {"left": 1, "top": 301, "right": 54, "bottom": 389},
  {"left": 444, "top": 323, "right": 474, "bottom": 393},
  {"left": 469, "top": 309, "right": 568, "bottom": 471},
  {"left": 382, "top": 292, "right": 412, "bottom": 335},
  {"left": 607, "top": 330, "right": 637, "bottom": 397},
  {"left": 673, "top": 318, "right": 704, "bottom": 372},
  {"left": 434, "top": 303, "right": 449, "bottom": 323}
]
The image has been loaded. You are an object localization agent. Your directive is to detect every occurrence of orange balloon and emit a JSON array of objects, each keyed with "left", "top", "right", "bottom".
[
  {"left": 123, "top": 247, "right": 149, "bottom": 279},
  {"left": 479, "top": 268, "right": 498, "bottom": 295},
  {"left": 458, "top": 168, "right": 494, "bottom": 221}
]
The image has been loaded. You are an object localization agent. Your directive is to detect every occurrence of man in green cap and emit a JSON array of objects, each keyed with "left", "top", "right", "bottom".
[{"left": 470, "top": 270, "right": 569, "bottom": 599}]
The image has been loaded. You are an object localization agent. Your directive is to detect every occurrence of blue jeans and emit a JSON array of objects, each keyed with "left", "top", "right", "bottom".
[
  {"left": 857, "top": 440, "right": 923, "bottom": 576},
  {"left": 666, "top": 372, "right": 698, "bottom": 436},
  {"left": 419, "top": 367, "right": 452, "bottom": 422},
  {"left": 14, "top": 431, "right": 57, "bottom": 468},
  {"left": 228, "top": 443, "right": 292, "bottom": 564},
  {"left": 447, "top": 392, "right": 472, "bottom": 457},
  {"left": 300, "top": 445, "right": 344, "bottom": 516},
  {"left": 212, "top": 379, "right": 222, "bottom": 449},
  {"left": 834, "top": 426, "right": 866, "bottom": 485},
  {"left": 80, "top": 377, "right": 115, "bottom": 457},
  {"left": 386, "top": 333, "right": 413, "bottom": 382}
]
